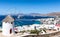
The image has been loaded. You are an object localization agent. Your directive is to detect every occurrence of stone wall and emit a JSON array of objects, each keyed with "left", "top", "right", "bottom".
[{"left": 23, "top": 31, "right": 60, "bottom": 37}]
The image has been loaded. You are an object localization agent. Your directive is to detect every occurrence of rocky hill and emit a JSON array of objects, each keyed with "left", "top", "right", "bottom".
[{"left": 46, "top": 12, "right": 60, "bottom": 16}]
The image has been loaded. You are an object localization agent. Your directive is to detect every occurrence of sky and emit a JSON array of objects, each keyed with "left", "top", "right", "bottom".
[{"left": 0, "top": 0, "right": 60, "bottom": 15}]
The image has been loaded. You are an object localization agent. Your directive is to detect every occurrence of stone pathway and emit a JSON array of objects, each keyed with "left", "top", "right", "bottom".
[{"left": 0, "top": 33, "right": 22, "bottom": 37}]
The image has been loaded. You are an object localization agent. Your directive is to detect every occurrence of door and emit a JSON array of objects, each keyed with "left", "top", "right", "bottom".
[{"left": 10, "top": 29, "right": 12, "bottom": 34}]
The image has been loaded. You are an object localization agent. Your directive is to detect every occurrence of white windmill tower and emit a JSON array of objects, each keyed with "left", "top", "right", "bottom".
[{"left": 2, "top": 15, "right": 15, "bottom": 36}]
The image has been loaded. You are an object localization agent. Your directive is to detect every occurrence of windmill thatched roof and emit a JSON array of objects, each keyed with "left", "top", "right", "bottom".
[{"left": 2, "top": 15, "right": 14, "bottom": 22}]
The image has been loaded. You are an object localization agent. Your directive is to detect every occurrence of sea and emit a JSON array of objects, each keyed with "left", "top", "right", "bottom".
[{"left": 0, "top": 15, "right": 55, "bottom": 27}]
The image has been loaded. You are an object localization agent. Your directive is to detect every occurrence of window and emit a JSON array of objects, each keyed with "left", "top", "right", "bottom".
[
  {"left": 11, "top": 22, "right": 13, "bottom": 24},
  {"left": 5, "top": 21, "right": 8, "bottom": 23}
]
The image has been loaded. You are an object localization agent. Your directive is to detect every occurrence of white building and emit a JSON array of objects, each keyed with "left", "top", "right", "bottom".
[{"left": 2, "top": 15, "right": 15, "bottom": 36}]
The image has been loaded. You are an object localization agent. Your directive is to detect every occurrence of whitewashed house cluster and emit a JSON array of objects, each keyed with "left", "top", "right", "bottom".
[{"left": 40, "top": 18, "right": 55, "bottom": 24}]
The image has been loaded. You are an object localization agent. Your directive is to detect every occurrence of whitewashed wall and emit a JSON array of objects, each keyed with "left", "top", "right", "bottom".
[{"left": 2, "top": 22, "right": 14, "bottom": 36}]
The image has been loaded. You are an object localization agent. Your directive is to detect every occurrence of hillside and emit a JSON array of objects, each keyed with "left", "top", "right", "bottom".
[{"left": 46, "top": 12, "right": 60, "bottom": 16}]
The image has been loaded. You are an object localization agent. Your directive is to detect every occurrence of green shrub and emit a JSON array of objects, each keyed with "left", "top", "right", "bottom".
[
  {"left": 30, "top": 30, "right": 41, "bottom": 34},
  {"left": 20, "top": 30, "right": 26, "bottom": 33},
  {"left": 43, "top": 29, "right": 46, "bottom": 33}
]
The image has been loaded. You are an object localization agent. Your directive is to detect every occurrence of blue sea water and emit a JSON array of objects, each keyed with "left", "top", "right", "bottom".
[{"left": 0, "top": 15, "right": 55, "bottom": 27}]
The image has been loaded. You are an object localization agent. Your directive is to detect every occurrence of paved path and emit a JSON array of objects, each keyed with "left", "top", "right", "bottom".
[{"left": 0, "top": 33, "right": 22, "bottom": 37}]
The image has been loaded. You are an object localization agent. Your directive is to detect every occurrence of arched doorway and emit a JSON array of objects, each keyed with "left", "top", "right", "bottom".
[{"left": 10, "top": 29, "right": 12, "bottom": 34}]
